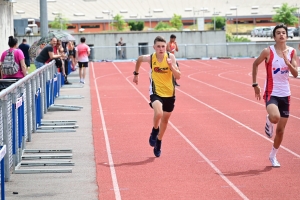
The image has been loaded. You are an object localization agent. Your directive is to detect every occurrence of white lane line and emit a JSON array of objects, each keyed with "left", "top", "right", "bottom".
[
  {"left": 91, "top": 62, "right": 121, "bottom": 200},
  {"left": 179, "top": 62, "right": 300, "bottom": 120},
  {"left": 169, "top": 122, "right": 249, "bottom": 200},
  {"left": 176, "top": 87, "right": 300, "bottom": 159},
  {"left": 112, "top": 62, "right": 249, "bottom": 200}
]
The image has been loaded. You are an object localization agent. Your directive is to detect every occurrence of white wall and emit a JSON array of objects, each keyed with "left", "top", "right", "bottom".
[
  {"left": 0, "top": 1, "right": 14, "bottom": 54},
  {"left": 16, "top": 31, "right": 226, "bottom": 60}
]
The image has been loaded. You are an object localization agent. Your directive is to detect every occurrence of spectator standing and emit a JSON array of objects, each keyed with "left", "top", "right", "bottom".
[
  {"left": 167, "top": 34, "right": 180, "bottom": 86},
  {"left": 117, "top": 37, "right": 124, "bottom": 59},
  {"left": 75, "top": 37, "right": 90, "bottom": 84},
  {"left": 0, "top": 36, "right": 27, "bottom": 79},
  {"left": 67, "top": 41, "right": 76, "bottom": 71},
  {"left": 36, "top": 43, "right": 46, "bottom": 57},
  {"left": 35, "top": 37, "right": 62, "bottom": 69},
  {"left": 18, "top": 38, "right": 31, "bottom": 72}
]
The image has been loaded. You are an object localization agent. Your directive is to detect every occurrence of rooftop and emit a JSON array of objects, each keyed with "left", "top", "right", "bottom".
[{"left": 12, "top": 0, "right": 300, "bottom": 22}]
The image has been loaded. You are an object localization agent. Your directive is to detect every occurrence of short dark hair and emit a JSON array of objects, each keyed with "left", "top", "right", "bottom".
[
  {"left": 170, "top": 34, "right": 176, "bottom": 39},
  {"left": 80, "top": 37, "right": 86, "bottom": 43},
  {"left": 273, "top": 23, "right": 288, "bottom": 37},
  {"left": 22, "top": 39, "right": 27, "bottom": 43},
  {"left": 154, "top": 36, "right": 166, "bottom": 44},
  {"left": 8, "top": 36, "right": 18, "bottom": 48}
]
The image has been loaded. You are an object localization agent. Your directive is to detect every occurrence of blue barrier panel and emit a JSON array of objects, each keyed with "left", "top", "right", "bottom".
[
  {"left": 35, "top": 88, "right": 41, "bottom": 128},
  {"left": 50, "top": 79, "right": 54, "bottom": 106},
  {"left": 11, "top": 104, "right": 16, "bottom": 155},
  {"left": 61, "top": 73, "right": 65, "bottom": 87},
  {"left": 67, "top": 60, "right": 71, "bottom": 75},
  {"left": 46, "top": 80, "right": 50, "bottom": 108},
  {"left": 57, "top": 73, "right": 61, "bottom": 96},
  {"left": 16, "top": 96, "right": 24, "bottom": 149},
  {"left": 53, "top": 75, "right": 58, "bottom": 98},
  {"left": 0, "top": 145, "right": 6, "bottom": 200}
]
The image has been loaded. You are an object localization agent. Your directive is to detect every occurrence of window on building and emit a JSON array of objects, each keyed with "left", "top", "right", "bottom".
[
  {"left": 81, "top": 25, "right": 100, "bottom": 28},
  {"left": 67, "top": 25, "right": 76, "bottom": 29},
  {"left": 256, "top": 20, "right": 272, "bottom": 23},
  {"left": 183, "top": 22, "right": 194, "bottom": 26}
]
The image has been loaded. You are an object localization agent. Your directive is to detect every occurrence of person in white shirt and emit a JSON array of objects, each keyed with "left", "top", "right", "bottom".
[{"left": 252, "top": 24, "right": 298, "bottom": 167}]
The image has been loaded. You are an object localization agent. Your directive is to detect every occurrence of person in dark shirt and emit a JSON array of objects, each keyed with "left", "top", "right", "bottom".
[
  {"left": 34, "top": 37, "right": 61, "bottom": 69},
  {"left": 18, "top": 38, "right": 30, "bottom": 72}
]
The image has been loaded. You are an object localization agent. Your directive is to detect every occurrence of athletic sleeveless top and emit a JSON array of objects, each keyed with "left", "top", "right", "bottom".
[
  {"left": 149, "top": 52, "right": 175, "bottom": 97},
  {"left": 264, "top": 45, "right": 294, "bottom": 100},
  {"left": 168, "top": 42, "right": 176, "bottom": 54}
]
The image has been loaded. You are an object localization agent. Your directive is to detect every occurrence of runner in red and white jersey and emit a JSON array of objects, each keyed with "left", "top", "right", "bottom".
[
  {"left": 263, "top": 45, "right": 294, "bottom": 99},
  {"left": 252, "top": 24, "right": 298, "bottom": 168}
]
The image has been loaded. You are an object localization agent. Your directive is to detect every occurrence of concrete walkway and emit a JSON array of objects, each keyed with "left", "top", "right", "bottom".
[{"left": 5, "top": 69, "right": 98, "bottom": 200}]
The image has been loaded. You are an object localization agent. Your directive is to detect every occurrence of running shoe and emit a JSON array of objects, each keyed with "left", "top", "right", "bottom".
[
  {"left": 149, "top": 127, "right": 159, "bottom": 147},
  {"left": 269, "top": 156, "right": 280, "bottom": 167},
  {"left": 265, "top": 115, "right": 273, "bottom": 138},
  {"left": 153, "top": 139, "right": 161, "bottom": 157}
]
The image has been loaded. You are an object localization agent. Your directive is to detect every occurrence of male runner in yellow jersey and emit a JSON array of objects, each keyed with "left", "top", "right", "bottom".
[{"left": 133, "top": 36, "right": 181, "bottom": 157}]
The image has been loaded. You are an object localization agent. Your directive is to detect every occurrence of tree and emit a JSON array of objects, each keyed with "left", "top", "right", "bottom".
[
  {"left": 211, "top": 16, "right": 226, "bottom": 29},
  {"left": 112, "top": 14, "right": 126, "bottom": 31},
  {"left": 128, "top": 21, "right": 144, "bottom": 31},
  {"left": 49, "top": 14, "right": 69, "bottom": 30},
  {"left": 170, "top": 14, "right": 183, "bottom": 30},
  {"left": 272, "top": 3, "right": 298, "bottom": 25}
]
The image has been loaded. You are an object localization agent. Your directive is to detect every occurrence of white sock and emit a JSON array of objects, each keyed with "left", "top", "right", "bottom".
[
  {"left": 267, "top": 115, "right": 272, "bottom": 124},
  {"left": 270, "top": 146, "right": 278, "bottom": 158}
]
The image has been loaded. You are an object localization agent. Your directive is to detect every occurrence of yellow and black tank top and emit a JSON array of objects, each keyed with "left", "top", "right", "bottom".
[{"left": 149, "top": 52, "right": 175, "bottom": 97}]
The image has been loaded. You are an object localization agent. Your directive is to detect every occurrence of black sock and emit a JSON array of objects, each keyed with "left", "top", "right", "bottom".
[{"left": 152, "top": 127, "right": 159, "bottom": 133}]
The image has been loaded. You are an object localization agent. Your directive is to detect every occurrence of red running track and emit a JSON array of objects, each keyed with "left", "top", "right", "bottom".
[{"left": 90, "top": 59, "right": 300, "bottom": 200}]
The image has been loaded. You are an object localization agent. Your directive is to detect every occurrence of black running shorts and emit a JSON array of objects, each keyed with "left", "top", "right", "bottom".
[
  {"left": 266, "top": 96, "right": 290, "bottom": 118},
  {"left": 78, "top": 62, "right": 88, "bottom": 68},
  {"left": 149, "top": 94, "right": 175, "bottom": 112}
]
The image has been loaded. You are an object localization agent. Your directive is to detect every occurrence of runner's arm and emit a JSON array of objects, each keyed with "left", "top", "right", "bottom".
[
  {"left": 252, "top": 48, "right": 269, "bottom": 84},
  {"left": 169, "top": 53, "right": 181, "bottom": 79},
  {"left": 133, "top": 55, "right": 150, "bottom": 85},
  {"left": 287, "top": 49, "right": 299, "bottom": 78},
  {"left": 174, "top": 41, "right": 178, "bottom": 52},
  {"left": 252, "top": 48, "right": 269, "bottom": 100},
  {"left": 166, "top": 43, "right": 171, "bottom": 52}
]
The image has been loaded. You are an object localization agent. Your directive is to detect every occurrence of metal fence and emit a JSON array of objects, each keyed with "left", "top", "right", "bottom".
[
  {"left": 0, "top": 61, "right": 62, "bottom": 199},
  {"left": 90, "top": 41, "right": 300, "bottom": 61}
]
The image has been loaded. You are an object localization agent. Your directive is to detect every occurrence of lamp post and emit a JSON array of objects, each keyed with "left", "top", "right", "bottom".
[
  {"left": 230, "top": 6, "right": 238, "bottom": 35},
  {"left": 107, "top": 11, "right": 111, "bottom": 31},
  {"left": 59, "top": 14, "right": 62, "bottom": 30},
  {"left": 111, "top": 11, "right": 114, "bottom": 31},
  {"left": 213, "top": 8, "right": 216, "bottom": 31},
  {"left": 193, "top": 8, "right": 201, "bottom": 29},
  {"left": 149, "top": 9, "right": 152, "bottom": 29}
]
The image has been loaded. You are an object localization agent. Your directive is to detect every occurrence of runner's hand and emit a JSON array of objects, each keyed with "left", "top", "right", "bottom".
[
  {"left": 167, "top": 58, "right": 172, "bottom": 66},
  {"left": 254, "top": 86, "right": 261, "bottom": 100},
  {"left": 282, "top": 50, "right": 291, "bottom": 66},
  {"left": 133, "top": 75, "right": 138, "bottom": 85}
]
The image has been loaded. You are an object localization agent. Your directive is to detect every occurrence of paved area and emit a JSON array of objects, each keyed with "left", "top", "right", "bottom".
[{"left": 5, "top": 69, "right": 98, "bottom": 200}]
